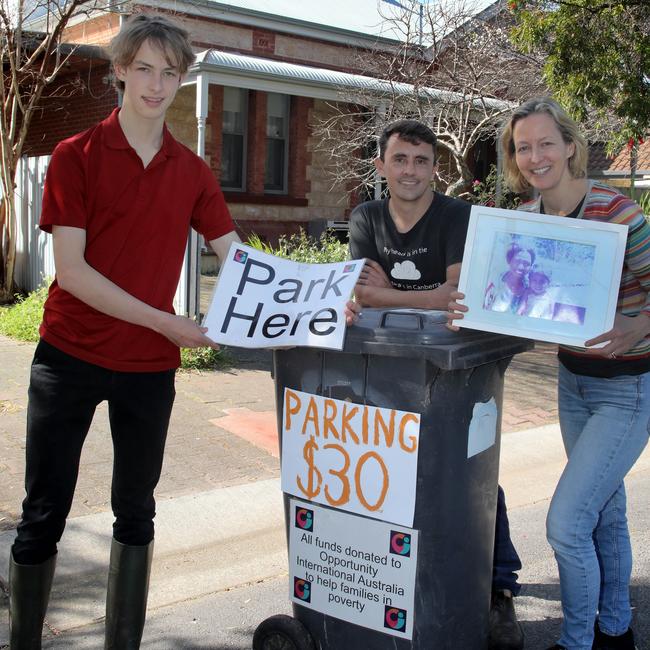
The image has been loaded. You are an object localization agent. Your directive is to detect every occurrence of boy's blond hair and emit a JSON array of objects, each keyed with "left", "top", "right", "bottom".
[{"left": 110, "top": 13, "right": 195, "bottom": 91}]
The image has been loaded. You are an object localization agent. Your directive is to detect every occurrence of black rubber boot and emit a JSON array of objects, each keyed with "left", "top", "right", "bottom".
[
  {"left": 488, "top": 589, "right": 525, "bottom": 650},
  {"left": 8, "top": 550, "right": 56, "bottom": 650},
  {"left": 104, "top": 538, "right": 154, "bottom": 650},
  {"left": 593, "top": 625, "right": 638, "bottom": 650}
]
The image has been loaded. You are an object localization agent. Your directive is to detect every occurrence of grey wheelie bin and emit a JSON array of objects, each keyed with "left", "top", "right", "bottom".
[{"left": 253, "top": 308, "right": 532, "bottom": 650}]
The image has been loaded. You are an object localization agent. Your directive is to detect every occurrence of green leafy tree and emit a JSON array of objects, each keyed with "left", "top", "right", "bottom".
[{"left": 510, "top": 0, "right": 650, "bottom": 146}]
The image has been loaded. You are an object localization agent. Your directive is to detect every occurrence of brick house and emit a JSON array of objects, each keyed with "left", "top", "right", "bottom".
[
  {"left": 588, "top": 141, "right": 650, "bottom": 199},
  {"left": 22, "top": 1, "right": 423, "bottom": 244},
  {"left": 16, "top": 0, "right": 503, "bottom": 309}
]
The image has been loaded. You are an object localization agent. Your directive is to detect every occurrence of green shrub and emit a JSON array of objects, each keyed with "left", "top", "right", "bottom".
[
  {"left": 247, "top": 228, "right": 348, "bottom": 264},
  {"left": 180, "top": 345, "right": 232, "bottom": 371},
  {"left": 0, "top": 281, "right": 231, "bottom": 371},
  {"left": 465, "top": 164, "right": 521, "bottom": 210},
  {"left": 246, "top": 232, "right": 276, "bottom": 255},
  {"left": 0, "top": 284, "right": 48, "bottom": 342}
]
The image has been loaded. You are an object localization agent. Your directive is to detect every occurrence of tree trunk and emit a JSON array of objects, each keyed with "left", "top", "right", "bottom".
[
  {"left": 445, "top": 152, "right": 473, "bottom": 197},
  {"left": 1, "top": 164, "right": 18, "bottom": 304},
  {"left": 630, "top": 145, "right": 638, "bottom": 202}
]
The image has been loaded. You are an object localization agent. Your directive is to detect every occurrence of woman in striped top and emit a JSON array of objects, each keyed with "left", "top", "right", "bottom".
[{"left": 450, "top": 97, "right": 650, "bottom": 650}]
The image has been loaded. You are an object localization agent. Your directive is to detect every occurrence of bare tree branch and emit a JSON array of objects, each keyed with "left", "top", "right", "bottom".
[
  {"left": 0, "top": 0, "right": 129, "bottom": 300},
  {"left": 313, "top": 0, "right": 545, "bottom": 200}
]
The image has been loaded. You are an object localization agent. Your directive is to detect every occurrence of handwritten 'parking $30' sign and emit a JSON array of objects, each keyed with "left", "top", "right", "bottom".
[{"left": 281, "top": 388, "right": 421, "bottom": 527}]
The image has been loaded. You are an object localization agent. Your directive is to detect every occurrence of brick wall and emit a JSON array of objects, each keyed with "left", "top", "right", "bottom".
[
  {"left": 306, "top": 99, "right": 352, "bottom": 220},
  {"left": 288, "top": 96, "right": 310, "bottom": 199},
  {"left": 64, "top": 13, "right": 121, "bottom": 47},
  {"left": 23, "top": 62, "right": 117, "bottom": 157},
  {"left": 206, "top": 85, "right": 224, "bottom": 176},
  {"left": 36, "top": 5, "right": 363, "bottom": 242},
  {"left": 246, "top": 91, "right": 267, "bottom": 195},
  {"left": 165, "top": 85, "right": 198, "bottom": 153},
  {"left": 171, "top": 11, "right": 372, "bottom": 74}
]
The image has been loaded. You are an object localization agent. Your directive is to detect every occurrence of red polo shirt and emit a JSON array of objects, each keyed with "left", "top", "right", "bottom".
[{"left": 39, "top": 108, "right": 235, "bottom": 372}]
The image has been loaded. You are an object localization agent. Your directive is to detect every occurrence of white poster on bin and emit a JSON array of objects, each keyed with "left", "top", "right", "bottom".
[
  {"left": 289, "top": 499, "right": 418, "bottom": 640},
  {"left": 281, "top": 388, "right": 421, "bottom": 527}
]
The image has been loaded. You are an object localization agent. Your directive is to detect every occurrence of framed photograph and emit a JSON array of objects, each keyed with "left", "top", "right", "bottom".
[{"left": 457, "top": 205, "right": 628, "bottom": 347}]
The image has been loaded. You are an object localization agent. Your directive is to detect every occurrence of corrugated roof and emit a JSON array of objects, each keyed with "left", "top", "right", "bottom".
[{"left": 191, "top": 49, "right": 510, "bottom": 110}]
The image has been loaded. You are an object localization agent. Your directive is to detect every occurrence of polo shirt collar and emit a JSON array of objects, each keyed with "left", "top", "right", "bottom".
[
  {"left": 160, "top": 123, "right": 183, "bottom": 157},
  {"left": 102, "top": 107, "right": 182, "bottom": 158}
]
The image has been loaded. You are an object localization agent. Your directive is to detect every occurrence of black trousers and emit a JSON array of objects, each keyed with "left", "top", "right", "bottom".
[
  {"left": 13, "top": 340, "right": 176, "bottom": 565},
  {"left": 493, "top": 485, "right": 522, "bottom": 595}
]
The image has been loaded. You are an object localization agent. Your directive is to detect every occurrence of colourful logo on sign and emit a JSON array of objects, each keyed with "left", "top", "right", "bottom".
[
  {"left": 295, "top": 507, "right": 314, "bottom": 531},
  {"left": 233, "top": 249, "right": 248, "bottom": 264},
  {"left": 294, "top": 577, "right": 311, "bottom": 603},
  {"left": 384, "top": 606, "right": 407, "bottom": 632},
  {"left": 343, "top": 263, "right": 356, "bottom": 273},
  {"left": 389, "top": 530, "right": 411, "bottom": 557}
]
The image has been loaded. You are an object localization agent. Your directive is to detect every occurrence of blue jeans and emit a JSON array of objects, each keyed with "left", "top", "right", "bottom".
[{"left": 547, "top": 364, "right": 650, "bottom": 649}]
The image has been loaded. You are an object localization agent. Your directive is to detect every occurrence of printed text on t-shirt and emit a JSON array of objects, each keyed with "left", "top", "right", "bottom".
[{"left": 383, "top": 246, "right": 429, "bottom": 257}]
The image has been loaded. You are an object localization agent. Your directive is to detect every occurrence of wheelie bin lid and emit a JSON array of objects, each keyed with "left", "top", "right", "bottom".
[{"left": 342, "top": 308, "right": 533, "bottom": 370}]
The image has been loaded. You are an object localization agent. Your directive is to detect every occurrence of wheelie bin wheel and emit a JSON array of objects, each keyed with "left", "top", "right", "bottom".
[{"left": 253, "top": 614, "right": 316, "bottom": 650}]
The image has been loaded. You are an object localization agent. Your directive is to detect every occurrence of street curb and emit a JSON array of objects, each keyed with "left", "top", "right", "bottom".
[
  {"left": 2, "top": 424, "right": 648, "bottom": 643},
  {"left": 0, "top": 479, "right": 286, "bottom": 641}
]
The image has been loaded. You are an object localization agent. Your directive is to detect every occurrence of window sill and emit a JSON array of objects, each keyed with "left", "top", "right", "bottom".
[{"left": 223, "top": 192, "right": 308, "bottom": 206}]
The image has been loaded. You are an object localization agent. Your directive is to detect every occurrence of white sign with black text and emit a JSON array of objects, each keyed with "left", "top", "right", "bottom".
[
  {"left": 203, "top": 243, "right": 363, "bottom": 349},
  {"left": 289, "top": 499, "right": 418, "bottom": 640}
]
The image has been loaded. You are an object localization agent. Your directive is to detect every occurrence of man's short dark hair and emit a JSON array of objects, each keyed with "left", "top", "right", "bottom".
[{"left": 378, "top": 119, "right": 437, "bottom": 161}]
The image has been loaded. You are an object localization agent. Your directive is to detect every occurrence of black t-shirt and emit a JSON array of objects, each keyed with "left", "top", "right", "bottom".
[{"left": 348, "top": 193, "right": 470, "bottom": 291}]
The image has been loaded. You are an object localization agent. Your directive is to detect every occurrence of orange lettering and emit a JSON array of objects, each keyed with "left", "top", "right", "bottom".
[
  {"left": 284, "top": 388, "right": 302, "bottom": 431},
  {"left": 340, "top": 404, "right": 360, "bottom": 445},
  {"left": 302, "top": 397, "right": 320, "bottom": 437},
  {"left": 374, "top": 409, "right": 396, "bottom": 448},
  {"left": 323, "top": 443, "right": 351, "bottom": 507},
  {"left": 323, "top": 399, "right": 340, "bottom": 440},
  {"left": 362, "top": 406, "right": 369, "bottom": 444},
  {"left": 355, "top": 451, "right": 389, "bottom": 511},
  {"left": 398, "top": 413, "right": 420, "bottom": 452}
]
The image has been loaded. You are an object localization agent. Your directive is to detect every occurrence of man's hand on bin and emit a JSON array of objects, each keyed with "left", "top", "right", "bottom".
[
  {"left": 345, "top": 299, "right": 361, "bottom": 326},
  {"left": 356, "top": 259, "right": 393, "bottom": 289},
  {"left": 446, "top": 290, "right": 467, "bottom": 331}
]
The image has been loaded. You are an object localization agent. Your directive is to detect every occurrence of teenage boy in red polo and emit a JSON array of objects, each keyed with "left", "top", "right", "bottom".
[{"left": 8, "top": 14, "right": 239, "bottom": 649}]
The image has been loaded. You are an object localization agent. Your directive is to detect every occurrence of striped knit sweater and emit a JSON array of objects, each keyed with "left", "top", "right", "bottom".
[{"left": 522, "top": 181, "right": 650, "bottom": 374}]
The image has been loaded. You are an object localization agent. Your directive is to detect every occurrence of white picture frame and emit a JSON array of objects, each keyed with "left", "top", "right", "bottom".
[{"left": 457, "top": 205, "right": 628, "bottom": 347}]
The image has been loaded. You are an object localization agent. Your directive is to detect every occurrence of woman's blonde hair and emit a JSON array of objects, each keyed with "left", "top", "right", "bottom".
[
  {"left": 500, "top": 97, "right": 588, "bottom": 194},
  {"left": 110, "top": 13, "right": 195, "bottom": 91}
]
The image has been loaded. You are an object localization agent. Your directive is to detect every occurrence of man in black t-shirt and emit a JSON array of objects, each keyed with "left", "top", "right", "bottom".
[
  {"left": 349, "top": 191, "right": 470, "bottom": 294},
  {"left": 349, "top": 119, "right": 524, "bottom": 650}
]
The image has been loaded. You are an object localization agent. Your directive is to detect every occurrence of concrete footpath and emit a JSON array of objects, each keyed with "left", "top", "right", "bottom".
[{"left": 0, "top": 334, "right": 649, "bottom": 649}]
